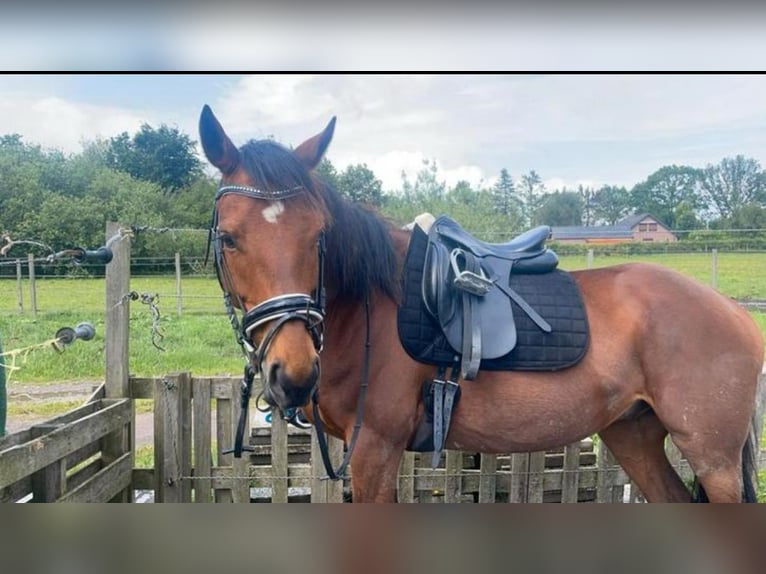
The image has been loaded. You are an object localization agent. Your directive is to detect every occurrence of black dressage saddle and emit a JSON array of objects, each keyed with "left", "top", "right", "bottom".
[{"left": 422, "top": 215, "right": 559, "bottom": 379}]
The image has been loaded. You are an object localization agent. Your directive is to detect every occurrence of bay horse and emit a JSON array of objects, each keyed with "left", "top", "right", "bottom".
[{"left": 199, "top": 104, "right": 763, "bottom": 502}]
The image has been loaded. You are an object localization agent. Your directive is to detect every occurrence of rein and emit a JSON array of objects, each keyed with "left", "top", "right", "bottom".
[
  {"left": 211, "top": 183, "right": 369, "bottom": 480},
  {"left": 312, "top": 297, "right": 370, "bottom": 481}
]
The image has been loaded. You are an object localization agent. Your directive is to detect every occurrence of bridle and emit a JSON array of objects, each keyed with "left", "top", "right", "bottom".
[
  {"left": 210, "top": 184, "right": 326, "bottom": 373},
  {"left": 209, "top": 182, "right": 368, "bottom": 481}
]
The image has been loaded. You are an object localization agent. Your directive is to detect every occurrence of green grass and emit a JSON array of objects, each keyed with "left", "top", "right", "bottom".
[
  {"left": 0, "top": 274, "right": 244, "bottom": 385},
  {"left": 7, "top": 399, "right": 83, "bottom": 417},
  {"left": 558, "top": 251, "right": 766, "bottom": 300}
]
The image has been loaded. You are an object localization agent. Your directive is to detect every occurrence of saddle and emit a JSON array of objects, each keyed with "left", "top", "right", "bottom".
[
  {"left": 422, "top": 215, "right": 559, "bottom": 380},
  {"left": 397, "top": 214, "right": 590, "bottom": 463}
]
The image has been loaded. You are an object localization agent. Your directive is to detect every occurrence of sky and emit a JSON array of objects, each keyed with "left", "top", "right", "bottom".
[{"left": 4, "top": 73, "right": 766, "bottom": 195}]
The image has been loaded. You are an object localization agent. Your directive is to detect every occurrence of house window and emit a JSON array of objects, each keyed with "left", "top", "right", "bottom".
[
  {"left": 638, "top": 223, "right": 648, "bottom": 232},
  {"left": 642, "top": 238, "right": 654, "bottom": 242},
  {"left": 648, "top": 223, "right": 658, "bottom": 232}
]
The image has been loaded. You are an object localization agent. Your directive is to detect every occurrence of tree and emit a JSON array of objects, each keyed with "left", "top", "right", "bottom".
[
  {"left": 315, "top": 157, "right": 339, "bottom": 190},
  {"left": 491, "top": 168, "right": 519, "bottom": 216},
  {"left": 592, "top": 185, "right": 630, "bottom": 225},
  {"left": 518, "top": 170, "right": 545, "bottom": 225},
  {"left": 698, "top": 155, "right": 766, "bottom": 221},
  {"left": 105, "top": 123, "right": 202, "bottom": 192},
  {"left": 578, "top": 185, "right": 596, "bottom": 227},
  {"left": 533, "top": 191, "right": 583, "bottom": 226},
  {"left": 413, "top": 158, "right": 446, "bottom": 200},
  {"left": 449, "top": 180, "right": 478, "bottom": 206},
  {"left": 337, "top": 163, "right": 383, "bottom": 206},
  {"left": 722, "top": 202, "right": 766, "bottom": 230},
  {"left": 630, "top": 165, "right": 702, "bottom": 229}
]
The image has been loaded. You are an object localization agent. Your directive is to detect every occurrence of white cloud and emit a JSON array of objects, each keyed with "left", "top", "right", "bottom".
[{"left": 0, "top": 92, "right": 148, "bottom": 152}]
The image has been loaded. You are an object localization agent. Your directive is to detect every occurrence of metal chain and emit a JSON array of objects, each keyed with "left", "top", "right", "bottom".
[{"left": 122, "top": 291, "right": 166, "bottom": 351}]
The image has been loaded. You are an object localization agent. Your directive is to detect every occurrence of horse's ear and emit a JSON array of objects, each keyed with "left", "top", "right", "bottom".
[
  {"left": 293, "top": 117, "right": 336, "bottom": 170},
  {"left": 199, "top": 105, "right": 240, "bottom": 175}
]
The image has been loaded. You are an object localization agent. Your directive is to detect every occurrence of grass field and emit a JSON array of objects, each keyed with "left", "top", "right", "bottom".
[{"left": 1, "top": 250, "right": 766, "bottom": 385}]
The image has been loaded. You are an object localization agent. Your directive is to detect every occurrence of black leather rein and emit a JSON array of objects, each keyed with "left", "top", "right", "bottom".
[{"left": 210, "top": 183, "right": 369, "bottom": 482}]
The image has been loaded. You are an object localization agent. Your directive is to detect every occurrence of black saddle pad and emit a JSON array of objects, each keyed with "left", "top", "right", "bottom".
[{"left": 397, "top": 225, "right": 589, "bottom": 372}]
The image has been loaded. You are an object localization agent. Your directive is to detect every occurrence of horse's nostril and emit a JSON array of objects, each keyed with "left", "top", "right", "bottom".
[{"left": 268, "top": 360, "right": 283, "bottom": 385}]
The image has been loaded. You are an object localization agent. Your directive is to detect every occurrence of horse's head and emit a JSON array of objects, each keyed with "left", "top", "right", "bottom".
[{"left": 199, "top": 105, "right": 336, "bottom": 412}]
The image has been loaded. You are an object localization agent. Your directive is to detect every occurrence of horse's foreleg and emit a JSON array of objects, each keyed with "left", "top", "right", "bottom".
[{"left": 349, "top": 429, "right": 406, "bottom": 503}]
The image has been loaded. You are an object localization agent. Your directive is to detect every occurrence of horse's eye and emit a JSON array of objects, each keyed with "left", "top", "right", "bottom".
[{"left": 219, "top": 233, "right": 236, "bottom": 249}]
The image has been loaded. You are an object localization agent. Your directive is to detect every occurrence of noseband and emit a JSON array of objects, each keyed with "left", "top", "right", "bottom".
[{"left": 210, "top": 184, "right": 326, "bottom": 374}]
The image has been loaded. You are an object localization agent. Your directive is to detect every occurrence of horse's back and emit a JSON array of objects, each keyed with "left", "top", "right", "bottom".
[{"left": 573, "top": 261, "right": 764, "bottom": 383}]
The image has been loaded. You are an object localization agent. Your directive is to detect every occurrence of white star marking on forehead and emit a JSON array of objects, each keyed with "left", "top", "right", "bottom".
[{"left": 262, "top": 201, "right": 285, "bottom": 224}]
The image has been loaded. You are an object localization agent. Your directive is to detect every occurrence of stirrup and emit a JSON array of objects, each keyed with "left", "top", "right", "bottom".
[{"left": 450, "top": 248, "right": 493, "bottom": 296}]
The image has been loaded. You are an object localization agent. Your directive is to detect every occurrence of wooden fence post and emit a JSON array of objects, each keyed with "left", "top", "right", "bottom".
[
  {"left": 561, "top": 441, "right": 582, "bottom": 503},
  {"left": 755, "top": 373, "right": 765, "bottom": 464},
  {"left": 104, "top": 221, "right": 132, "bottom": 502},
  {"left": 215, "top": 387, "right": 234, "bottom": 503},
  {"left": 586, "top": 249, "right": 594, "bottom": 270},
  {"left": 478, "top": 453, "right": 498, "bottom": 503},
  {"left": 230, "top": 378, "right": 250, "bottom": 503},
  {"left": 526, "top": 451, "right": 546, "bottom": 503},
  {"left": 508, "top": 453, "right": 530, "bottom": 503},
  {"left": 15, "top": 259, "right": 23, "bottom": 313},
  {"left": 397, "top": 452, "right": 416, "bottom": 503},
  {"left": 270, "top": 414, "right": 289, "bottom": 503},
  {"left": 30, "top": 424, "right": 66, "bottom": 502},
  {"left": 444, "top": 450, "right": 463, "bottom": 502},
  {"left": 711, "top": 249, "right": 718, "bottom": 289},
  {"left": 596, "top": 440, "right": 622, "bottom": 503},
  {"left": 192, "top": 377, "right": 212, "bottom": 503},
  {"left": 175, "top": 252, "right": 183, "bottom": 317},
  {"left": 154, "top": 373, "right": 192, "bottom": 503},
  {"left": 27, "top": 253, "right": 36, "bottom": 317}
]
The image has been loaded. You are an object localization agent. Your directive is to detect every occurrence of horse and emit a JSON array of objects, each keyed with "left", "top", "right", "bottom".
[{"left": 198, "top": 104, "right": 763, "bottom": 503}]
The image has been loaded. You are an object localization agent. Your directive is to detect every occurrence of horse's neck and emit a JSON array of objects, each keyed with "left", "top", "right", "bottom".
[{"left": 319, "top": 226, "right": 408, "bottom": 385}]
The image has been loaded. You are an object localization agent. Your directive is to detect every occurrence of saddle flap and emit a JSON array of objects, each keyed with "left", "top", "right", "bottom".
[
  {"left": 440, "top": 272, "right": 518, "bottom": 360},
  {"left": 423, "top": 235, "right": 518, "bottom": 362},
  {"left": 422, "top": 239, "right": 457, "bottom": 326}
]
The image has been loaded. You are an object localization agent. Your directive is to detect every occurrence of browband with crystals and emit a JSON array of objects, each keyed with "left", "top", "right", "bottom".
[{"left": 216, "top": 184, "right": 306, "bottom": 201}]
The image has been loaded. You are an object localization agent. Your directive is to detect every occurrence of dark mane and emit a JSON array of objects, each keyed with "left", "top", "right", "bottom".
[{"left": 238, "top": 140, "right": 401, "bottom": 302}]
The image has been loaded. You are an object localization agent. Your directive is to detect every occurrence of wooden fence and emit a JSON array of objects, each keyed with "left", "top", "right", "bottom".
[
  {"left": 1, "top": 371, "right": 763, "bottom": 503},
  {"left": 130, "top": 372, "right": 707, "bottom": 503},
  {"left": 0, "top": 385, "right": 133, "bottom": 503}
]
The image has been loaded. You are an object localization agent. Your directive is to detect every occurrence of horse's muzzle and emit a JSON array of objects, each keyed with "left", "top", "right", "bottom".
[{"left": 263, "top": 357, "right": 320, "bottom": 411}]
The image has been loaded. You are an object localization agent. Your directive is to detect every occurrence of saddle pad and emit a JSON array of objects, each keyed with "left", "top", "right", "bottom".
[{"left": 397, "top": 225, "right": 590, "bottom": 372}]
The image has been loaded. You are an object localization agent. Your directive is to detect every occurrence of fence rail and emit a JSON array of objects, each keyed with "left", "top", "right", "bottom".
[{"left": 0, "top": 384, "right": 133, "bottom": 503}]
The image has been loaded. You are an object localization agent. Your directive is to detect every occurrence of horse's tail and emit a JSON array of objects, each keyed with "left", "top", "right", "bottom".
[
  {"left": 691, "top": 411, "right": 760, "bottom": 503},
  {"left": 740, "top": 423, "right": 758, "bottom": 503}
]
